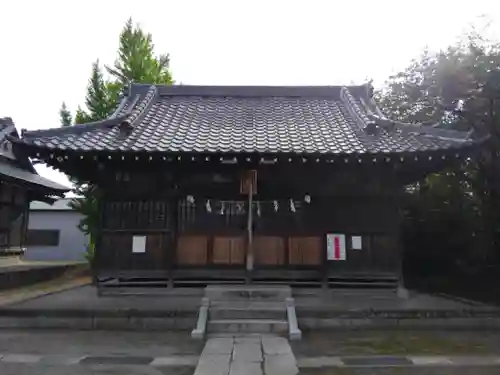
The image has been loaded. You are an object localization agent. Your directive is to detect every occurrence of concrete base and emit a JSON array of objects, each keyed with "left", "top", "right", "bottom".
[
  {"left": 191, "top": 297, "right": 209, "bottom": 340},
  {"left": 397, "top": 286, "right": 410, "bottom": 299},
  {"left": 286, "top": 298, "right": 302, "bottom": 341},
  {"left": 203, "top": 285, "right": 294, "bottom": 338}
]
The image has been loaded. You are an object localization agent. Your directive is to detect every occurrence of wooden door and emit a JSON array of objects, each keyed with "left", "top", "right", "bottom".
[
  {"left": 176, "top": 235, "right": 208, "bottom": 266},
  {"left": 288, "top": 236, "right": 322, "bottom": 266},
  {"left": 212, "top": 236, "right": 245, "bottom": 265},
  {"left": 254, "top": 236, "right": 285, "bottom": 266}
]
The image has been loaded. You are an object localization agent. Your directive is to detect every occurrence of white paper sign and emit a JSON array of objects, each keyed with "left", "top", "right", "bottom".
[
  {"left": 326, "top": 234, "right": 346, "bottom": 261},
  {"left": 351, "top": 236, "right": 362, "bottom": 250},
  {"left": 132, "top": 236, "right": 146, "bottom": 253}
]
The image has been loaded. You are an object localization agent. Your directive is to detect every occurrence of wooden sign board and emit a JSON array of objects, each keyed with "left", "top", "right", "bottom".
[
  {"left": 132, "top": 235, "right": 147, "bottom": 253},
  {"left": 326, "top": 234, "right": 346, "bottom": 261},
  {"left": 351, "top": 236, "right": 363, "bottom": 250},
  {"left": 240, "top": 170, "right": 257, "bottom": 195}
]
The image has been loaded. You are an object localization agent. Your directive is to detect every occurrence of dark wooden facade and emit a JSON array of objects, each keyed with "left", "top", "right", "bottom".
[
  {"left": 88, "top": 155, "right": 451, "bottom": 286},
  {"left": 0, "top": 181, "right": 29, "bottom": 251}
]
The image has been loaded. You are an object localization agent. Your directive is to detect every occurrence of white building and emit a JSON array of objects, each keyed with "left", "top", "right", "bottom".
[{"left": 25, "top": 198, "right": 87, "bottom": 261}]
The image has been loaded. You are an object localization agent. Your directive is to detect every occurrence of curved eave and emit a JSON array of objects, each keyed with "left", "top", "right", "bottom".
[
  {"left": 14, "top": 115, "right": 129, "bottom": 141},
  {"left": 10, "top": 138, "right": 483, "bottom": 166},
  {"left": 0, "top": 162, "right": 69, "bottom": 194},
  {"left": 351, "top": 87, "right": 475, "bottom": 144},
  {"left": 9, "top": 84, "right": 159, "bottom": 150}
]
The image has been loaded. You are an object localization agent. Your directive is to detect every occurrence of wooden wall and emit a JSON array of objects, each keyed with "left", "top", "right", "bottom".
[{"left": 96, "top": 165, "right": 402, "bottom": 276}]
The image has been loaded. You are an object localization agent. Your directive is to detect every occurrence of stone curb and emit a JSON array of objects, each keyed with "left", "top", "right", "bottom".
[
  {"left": 2, "top": 306, "right": 500, "bottom": 319},
  {"left": 297, "top": 355, "right": 500, "bottom": 368},
  {"left": 0, "top": 313, "right": 499, "bottom": 331},
  {"left": 0, "top": 315, "right": 198, "bottom": 331},
  {"left": 0, "top": 353, "right": 499, "bottom": 367},
  {"left": 296, "top": 308, "right": 500, "bottom": 319},
  {"left": 299, "top": 317, "right": 500, "bottom": 330}
]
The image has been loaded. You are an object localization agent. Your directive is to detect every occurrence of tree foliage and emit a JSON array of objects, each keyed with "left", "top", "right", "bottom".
[
  {"left": 74, "top": 61, "right": 119, "bottom": 124},
  {"left": 377, "top": 28, "right": 500, "bottom": 275},
  {"left": 106, "top": 18, "right": 173, "bottom": 86},
  {"left": 59, "top": 102, "right": 72, "bottom": 127},
  {"left": 62, "top": 18, "right": 174, "bottom": 258}
]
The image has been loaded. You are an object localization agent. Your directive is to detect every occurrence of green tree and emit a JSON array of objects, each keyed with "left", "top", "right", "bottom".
[
  {"left": 74, "top": 61, "right": 120, "bottom": 124},
  {"left": 106, "top": 17, "right": 173, "bottom": 86},
  {"left": 66, "top": 18, "right": 174, "bottom": 263},
  {"left": 59, "top": 102, "right": 72, "bottom": 127},
  {"left": 377, "top": 27, "right": 500, "bottom": 276}
]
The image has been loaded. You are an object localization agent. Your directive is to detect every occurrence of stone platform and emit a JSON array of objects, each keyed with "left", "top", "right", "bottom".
[{"left": 0, "top": 285, "right": 499, "bottom": 332}]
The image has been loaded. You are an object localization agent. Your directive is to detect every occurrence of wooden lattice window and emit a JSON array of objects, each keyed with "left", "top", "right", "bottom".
[{"left": 102, "top": 200, "right": 170, "bottom": 230}]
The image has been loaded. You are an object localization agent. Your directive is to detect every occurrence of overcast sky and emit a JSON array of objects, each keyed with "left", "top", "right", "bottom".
[{"left": 0, "top": 0, "right": 499, "bottom": 188}]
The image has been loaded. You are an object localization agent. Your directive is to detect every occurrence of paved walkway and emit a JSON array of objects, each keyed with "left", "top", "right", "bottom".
[{"left": 194, "top": 335, "right": 298, "bottom": 375}]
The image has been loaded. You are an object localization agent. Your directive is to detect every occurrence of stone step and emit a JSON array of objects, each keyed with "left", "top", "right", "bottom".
[
  {"left": 207, "top": 319, "right": 288, "bottom": 334},
  {"left": 209, "top": 307, "right": 286, "bottom": 320},
  {"left": 205, "top": 285, "right": 292, "bottom": 302},
  {"left": 210, "top": 301, "right": 285, "bottom": 309}
]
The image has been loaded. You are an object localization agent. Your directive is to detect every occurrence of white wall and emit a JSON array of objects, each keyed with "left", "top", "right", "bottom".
[{"left": 24, "top": 202, "right": 88, "bottom": 261}]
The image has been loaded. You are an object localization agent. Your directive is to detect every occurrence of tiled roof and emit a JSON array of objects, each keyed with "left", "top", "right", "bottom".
[
  {"left": 0, "top": 117, "right": 68, "bottom": 193},
  {"left": 14, "top": 84, "right": 476, "bottom": 155}
]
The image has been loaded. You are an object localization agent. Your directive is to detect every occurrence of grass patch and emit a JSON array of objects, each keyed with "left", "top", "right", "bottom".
[
  {"left": 294, "top": 331, "right": 500, "bottom": 356},
  {"left": 338, "top": 334, "right": 488, "bottom": 355}
]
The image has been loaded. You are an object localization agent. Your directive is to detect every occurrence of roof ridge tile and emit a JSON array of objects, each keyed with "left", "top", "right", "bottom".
[
  {"left": 121, "top": 85, "right": 158, "bottom": 128},
  {"left": 358, "top": 95, "right": 474, "bottom": 142}
]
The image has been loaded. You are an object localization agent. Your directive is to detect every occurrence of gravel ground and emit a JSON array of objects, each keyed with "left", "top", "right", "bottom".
[{"left": 0, "top": 329, "right": 203, "bottom": 357}]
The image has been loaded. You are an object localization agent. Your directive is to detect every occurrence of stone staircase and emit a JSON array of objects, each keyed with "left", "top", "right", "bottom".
[{"left": 191, "top": 285, "right": 301, "bottom": 341}]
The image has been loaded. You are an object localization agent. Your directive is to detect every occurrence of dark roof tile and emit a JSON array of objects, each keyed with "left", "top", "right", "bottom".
[
  {"left": 0, "top": 118, "right": 68, "bottom": 193},
  {"left": 15, "top": 84, "right": 477, "bottom": 156}
]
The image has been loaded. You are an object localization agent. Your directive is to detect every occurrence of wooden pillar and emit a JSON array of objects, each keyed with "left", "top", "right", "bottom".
[
  {"left": 20, "top": 199, "right": 29, "bottom": 251},
  {"left": 321, "top": 233, "right": 328, "bottom": 290},
  {"left": 241, "top": 170, "right": 257, "bottom": 284},
  {"left": 94, "top": 189, "right": 104, "bottom": 292},
  {"left": 393, "top": 188, "right": 408, "bottom": 298},
  {"left": 246, "top": 183, "right": 254, "bottom": 283},
  {"left": 166, "top": 197, "right": 176, "bottom": 288}
]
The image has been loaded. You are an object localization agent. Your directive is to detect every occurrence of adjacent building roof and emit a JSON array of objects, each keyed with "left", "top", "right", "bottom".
[
  {"left": 0, "top": 118, "right": 69, "bottom": 194},
  {"left": 13, "top": 84, "right": 477, "bottom": 156},
  {"left": 30, "top": 198, "right": 74, "bottom": 211}
]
